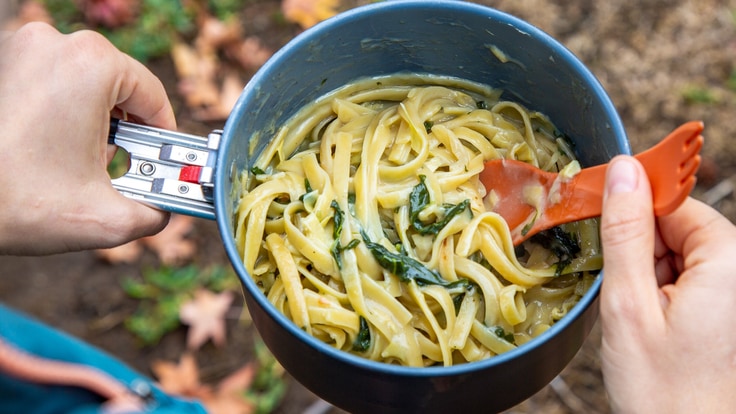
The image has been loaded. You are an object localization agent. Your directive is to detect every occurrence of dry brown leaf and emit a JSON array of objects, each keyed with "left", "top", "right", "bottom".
[
  {"left": 170, "top": 12, "right": 268, "bottom": 121},
  {"left": 216, "top": 363, "right": 255, "bottom": 395},
  {"left": 170, "top": 42, "right": 201, "bottom": 79},
  {"left": 201, "top": 363, "right": 256, "bottom": 414},
  {"left": 153, "top": 354, "right": 255, "bottom": 414},
  {"left": 201, "top": 392, "right": 254, "bottom": 414},
  {"left": 94, "top": 240, "right": 143, "bottom": 264},
  {"left": 151, "top": 353, "right": 211, "bottom": 398},
  {"left": 179, "top": 289, "right": 235, "bottom": 350},
  {"left": 191, "top": 71, "right": 245, "bottom": 121},
  {"left": 196, "top": 15, "right": 242, "bottom": 51},
  {"left": 172, "top": 41, "right": 221, "bottom": 109},
  {"left": 282, "top": 0, "right": 341, "bottom": 29},
  {"left": 227, "top": 36, "right": 273, "bottom": 71},
  {"left": 141, "top": 214, "right": 196, "bottom": 266},
  {"left": 95, "top": 214, "right": 196, "bottom": 265}
]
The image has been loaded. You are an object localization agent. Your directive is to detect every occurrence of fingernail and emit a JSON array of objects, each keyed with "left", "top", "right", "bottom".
[{"left": 606, "top": 157, "right": 639, "bottom": 194}]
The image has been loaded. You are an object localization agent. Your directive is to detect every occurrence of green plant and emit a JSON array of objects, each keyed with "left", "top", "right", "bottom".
[
  {"left": 122, "top": 264, "right": 239, "bottom": 345},
  {"left": 41, "top": 0, "right": 253, "bottom": 62},
  {"left": 107, "top": 148, "right": 129, "bottom": 179},
  {"left": 728, "top": 69, "right": 736, "bottom": 92},
  {"left": 682, "top": 85, "right": 719, "bottom": 105},
  {"left": 245, "top": 340, "right": 287, "bottom": 414},
  {"left": 100, "top": 0, "right": 195, "bottom": 62}
]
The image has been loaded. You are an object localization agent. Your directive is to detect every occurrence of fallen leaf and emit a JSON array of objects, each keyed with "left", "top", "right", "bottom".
[
  {"left": 201, "top": 394, "right": 254, "bottom": 414},
  {"left": 196, "top": 15, "right": 242, "bottom": 51},
  {"left": 226, "top": 36, "right": 273, "bottom": 71},
  {"left": 152, "top": 354, "right": 256, "bottom": 414},
  {"left": 170, "top": 42, "right": 201, "bottom": 79},
  {"left": 172, "top": 41, "right": 221, "bottom": 109},
  {"left": 191, "top": 71, "right": 245, "bottom": 121},
  {"left": 95, "top": 240, "right": 143, "bottom": 264},
  {"left": 201, "top": 363, "right": 256, "bottom": 414},
  {"left": 151, "top": 353, "right": 211, "bottom": 398},
  {"left": 179, "top": 289, "right": 235, "bottom": 350},
  {"left": 282, "top": 0, "right": 341, "bottom": 29},
  {"left": 94, "top": 214, "right": 196, "bottom": 265},
  {"left": 216, "top": 363, "right": 255, "bottom": 395},
  {"left": 77, "top": 0, "right": 140, "bottom": 28},
  {"left": 142, "top": 214, "right": 196, "bottom": 266}
]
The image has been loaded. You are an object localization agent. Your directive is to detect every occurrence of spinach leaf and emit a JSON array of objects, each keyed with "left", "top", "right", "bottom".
[
  {"left": 361, "top": 231, "right": 469, "bottom": 289},
  {"left": 529, "top": 226, "right": 580, "bottom": 276},
  {"left": 409, "top": 175, "right": 471, "bottom": 235},
  {"left": 423, "top": 120, "right": 434, "bottom": 133},
  {"left": 329, "top": 201, "right": 359, "bottom": 269},
  {"left": 352, "top": 316, "right": 371, "bottom": 352},
  {"left": 331, "top": 200, "right": 344, "bottom": 240},
  {"left": 493, "top": 326, "right": 516, "bottom": 344}
]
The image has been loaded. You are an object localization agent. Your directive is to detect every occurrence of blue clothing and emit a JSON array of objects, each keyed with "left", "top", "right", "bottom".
[{"left": 0, "top": 304, "right": 207, "bottom": 414}]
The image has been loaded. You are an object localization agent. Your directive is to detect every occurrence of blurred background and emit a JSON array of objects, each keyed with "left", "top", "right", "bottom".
[{"left": 2, "top": 0, "right": 735, "bottom": 412}]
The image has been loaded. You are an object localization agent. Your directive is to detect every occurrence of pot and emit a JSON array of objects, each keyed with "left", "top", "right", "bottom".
[{"left": 109, "top": 1, "right": 628, "bottom": 412}]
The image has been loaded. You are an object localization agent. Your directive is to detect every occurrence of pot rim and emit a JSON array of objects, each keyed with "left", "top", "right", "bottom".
[{"left": 216, "top": 0, "right": 620, "bottom": 377}]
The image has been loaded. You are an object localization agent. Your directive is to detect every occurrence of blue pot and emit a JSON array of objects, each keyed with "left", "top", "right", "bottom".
[
  {"left": 113, "top": 1, "right": 628, "bottom": 412},
  {"left": 218, "top": 2, "right": 627, "bottom": 413}
]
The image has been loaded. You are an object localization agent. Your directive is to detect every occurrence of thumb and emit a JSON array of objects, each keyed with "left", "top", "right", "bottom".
[
  {"left": 95, "top": 185, "right": 171, "bottom": 247},
  {"left": 599, "top": 155, "right": 663, "bottom": 330}
]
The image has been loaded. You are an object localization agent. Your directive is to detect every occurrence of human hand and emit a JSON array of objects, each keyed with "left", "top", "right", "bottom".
[
  {"left": 0, "top": 22, "right": 175, "bottom": 255},
  {"left": 599, "top": 155, "right": 736, "bottom": 413}
]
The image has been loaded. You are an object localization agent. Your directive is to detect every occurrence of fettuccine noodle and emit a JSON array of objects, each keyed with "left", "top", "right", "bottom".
[{"left": 235, "top": 74, "right": 601, "bottom": 367}]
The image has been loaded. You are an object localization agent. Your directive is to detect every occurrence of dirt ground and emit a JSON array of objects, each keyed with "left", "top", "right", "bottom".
[{"left": 2, "top": 0, "right": 736, "bottom": 413}]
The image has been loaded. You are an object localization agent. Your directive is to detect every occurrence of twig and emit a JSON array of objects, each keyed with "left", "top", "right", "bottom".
[
  {"left": 303, "top": 398, "right": 335, "bottom": 414},
  {"left": 702, "top": 177, "right": 734, "bottom": 206},
  {"left": 549, "top": 375, "right": 589, "bottom": 413}
]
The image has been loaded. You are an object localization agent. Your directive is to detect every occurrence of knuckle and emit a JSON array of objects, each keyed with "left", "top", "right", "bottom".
[
  {"left": 600, "top": 211, "right": 651, "bottom": 248},
  {"left": 66, "top": 29, "right": 115, "bottom": 60},
  {"left": 9, "top": 21, "right": 57, "bottom": 48}
]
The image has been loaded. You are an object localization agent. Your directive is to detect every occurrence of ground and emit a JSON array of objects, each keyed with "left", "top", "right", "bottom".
[{"left": 2, "top": 0, "right": 736, "bottom": 413}]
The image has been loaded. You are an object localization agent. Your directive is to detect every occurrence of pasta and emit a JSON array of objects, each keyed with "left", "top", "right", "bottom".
[{"left": 234, "top": 74, "right": 602, "bottom": 367}]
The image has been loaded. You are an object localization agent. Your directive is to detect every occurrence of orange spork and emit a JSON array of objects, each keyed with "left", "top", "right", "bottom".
[{"left": 478, "top": 121, "right": 704, "bottom": 245}]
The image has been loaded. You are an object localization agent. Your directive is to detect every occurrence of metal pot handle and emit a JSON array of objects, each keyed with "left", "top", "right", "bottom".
[{"left": 107, "top": 118, "right": 220, "bottom": 220}]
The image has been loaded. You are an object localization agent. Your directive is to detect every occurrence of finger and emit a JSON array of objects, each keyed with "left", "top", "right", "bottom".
[
  {"left": 658, "top": 197, "right": 736, "bottom": 289},
  {"left": 599, "top": 156, "right": 664, "bottom": 329},
  {"left": 95, "top": 184, "right": 171, "bottom": 247},
  {"left": 653, "top": 223, "right": 677, "bottom": 286},
  {"left": 111, "top": 52, "right": 176, "bottom": 130},
  {"left": 64, "top": 30, "right": 176, "bottom": 131},
  {"left": 659, "top": 197, "right": 736, "bottom": 257}
]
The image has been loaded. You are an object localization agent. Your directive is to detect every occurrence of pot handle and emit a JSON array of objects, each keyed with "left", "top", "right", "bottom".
[{"left": 108, "top": 118, "right": 220, "bottom": 220}]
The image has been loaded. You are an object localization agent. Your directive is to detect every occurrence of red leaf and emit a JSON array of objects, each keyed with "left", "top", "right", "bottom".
[{"left": 78, "top": 0, "right": 140, "bottom": 28}]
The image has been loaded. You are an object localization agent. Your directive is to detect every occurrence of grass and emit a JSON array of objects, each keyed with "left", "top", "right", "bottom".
[{"left": 122, "top": 264, "right": 239, "bottom": 345}]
